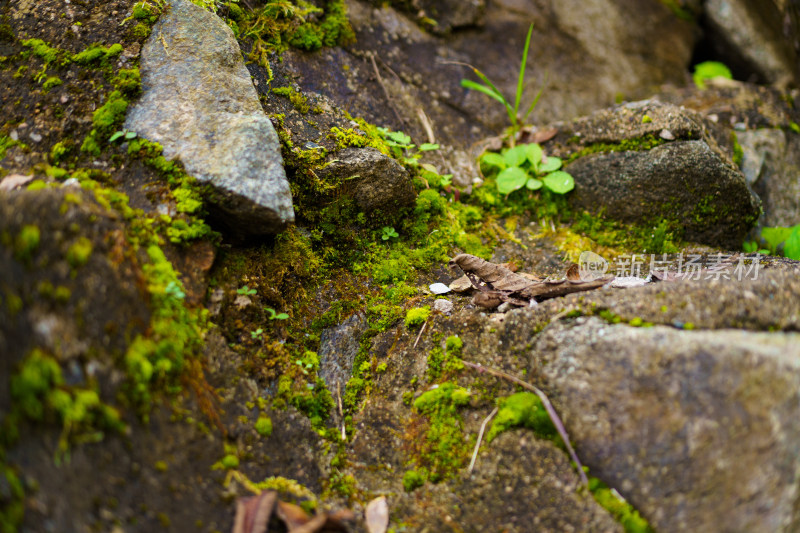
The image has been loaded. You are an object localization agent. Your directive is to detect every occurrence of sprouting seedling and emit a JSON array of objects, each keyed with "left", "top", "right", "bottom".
[
  {"left": 377, "top": 127, "right": 439, "bottom": 165},
  {"left": 265, "top": 307, "right": 289, "bottom": 320},
  {"left": 237, "top": 285, "right": 257, "bottom": 296},
  {"left": 164, "top": 280, "right": 185, "bottom": 300},
  {"left": 294, "top": 359, "right": 314, "bottom": 375},
  {"left": 457, "top": 24, "right": 545, "bottom": 142},
  {"left": 109, "top": 130, "right": 137, "bottom": 143},
  {"left": 381, "top": 226, "right": 399, "bottom": 240},
  {"left": 481, "top": 142, "right": 574, "bottom": 196},
  {"left": 251, "top": 327, "right": 264, "bottom": 340}
]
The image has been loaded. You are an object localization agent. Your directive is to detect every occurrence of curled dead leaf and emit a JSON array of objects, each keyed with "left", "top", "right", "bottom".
[
  {"left": 232, "top": 491, "right": 353, "bottom": 533},
  {"left": 449, "top": 254, "right": 614, "bottom": 309}
]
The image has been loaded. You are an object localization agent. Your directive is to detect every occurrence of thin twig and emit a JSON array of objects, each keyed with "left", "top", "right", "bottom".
[
  {"left": 462, "top": 361, "right": 589, "bottom": 486},
  {"left": 336, "top": 381, "right": 346, "bottom": 440},
  {"left": 412, "top": 320, "right": 427, "bottom": 349},
  {"left": 369, "top": 52, "right": 405, "bottom": 127},
  {"left": 469, "top": 406, "right": 498, "bottom": 473}
]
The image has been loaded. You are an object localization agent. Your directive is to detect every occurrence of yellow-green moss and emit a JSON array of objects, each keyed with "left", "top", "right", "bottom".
[
  {"left": 405, "top": 306, "right": 430, "bottom": 328},
  {"left": 486, "top": 392, "right": 558, "bottom": 443},
  {"left": 66, "top": 237, "right": 93, "bottom": 269}
]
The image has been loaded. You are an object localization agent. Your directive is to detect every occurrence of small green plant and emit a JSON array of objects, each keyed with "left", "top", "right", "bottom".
[
  {"left": 459, "top": 24, "right": 544, "bottom": 140},
  {"left": 237, "top": 285, "right": 257, "bottom": 296},
  {"left": 377, "top": 127, "right": 439, "bottom": 165},
  {"left": 692, "top": 61, "right": 732, "bottom": 89},
  {"left": 251, "top": 327, "right": 264, "bottom": 340},
  {"left": 164, "top": 280, "right": 185, "bottom": 300},
  {"left": 109, "top": 129, "right": 138, "bottom": 143},
  {"left": 481, "top": 142, "right": 574, "bottom": 195},
  {"left": 381, "top": 226, "right": 399, "bottom": 240},
  {"left": 744, "top": 224, "right": 800, "bottom": 259},
  {"left": 265, "top": 307, "right": 289, "bottom": 320}
]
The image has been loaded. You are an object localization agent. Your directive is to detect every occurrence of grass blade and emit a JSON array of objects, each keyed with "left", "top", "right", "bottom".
[
  {"left": 515, "top": 24, "right": 534, "bottom": 119},
  {"left": 468, "top": 67, "right": 515, "bottom": 125},
  {"left": 522, "top": 71, "right": 548, "bottom": 122},
  {"left": 461, "top": 79, "right": 506, "bottom": 105}
]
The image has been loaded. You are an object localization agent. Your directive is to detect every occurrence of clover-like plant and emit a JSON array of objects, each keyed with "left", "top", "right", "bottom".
[
  {"left": 459, "top": 24, "right": 544, "bottom": 140},
  {"left": 265, "top": 307, "right": 289, "bottom": 320},
  {"left": 481, "top": 142, "right": 574, "bottom": 196},
  {"left": 381, "top": 226, "right": 399, "bottom": 240}
]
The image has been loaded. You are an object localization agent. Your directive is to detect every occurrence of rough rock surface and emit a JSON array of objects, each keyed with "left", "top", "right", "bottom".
[
  {"left": 566, "top": 140, "right": 759, "bottom": 247},
  {"left": 317, "top": 148, "right": 415, "bottom": 214},
  {"left": 125, "top": 0, "right": 294, "bottom": 235},
  {"left": 319, "top": 311, "right": 368, "bottom": 393},
  {"left": 0, "top": 188, "right": 151, "bottom": 417},
  {"left": 534, "top": 317, "right": 800, "bottom": 532},
  {"left": 393, "top": 431, "right": 623, "bottom": 532},
  {"left": 739, "top": 129, "right": 800, "bottom": 227},
  {"left": 703, "top": 0, "right": 799, "bottom": 87},
  {"left": 544, "top": 101, "right": 761, "bottom": 247}
]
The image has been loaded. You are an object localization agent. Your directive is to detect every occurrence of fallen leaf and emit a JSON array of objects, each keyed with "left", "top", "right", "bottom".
[
  {"left": 0, "top": 174, "right": 33, "bottom": 191},
  {"left": 233, "top": 491, "right": 277, "bottom": 533},
  {"left": 449, "top": 254, "right": 614, "bottom": 309},
  {"left": 365, "top": 496, "right": 389, "bottom": 533}
]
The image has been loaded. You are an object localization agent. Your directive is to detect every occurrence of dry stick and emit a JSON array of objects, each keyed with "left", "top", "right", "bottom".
[
  {"left": 462, "top": 360, "right": 589, "bottom": 487},
  {"left": 336, "top": 382, "right": 346, "bottom": 441},
  {"left": 412, "top": 320, "right": 428, "bottom": 349},
  {"left": 468, "top": 406, "right": 498, "bottom": 473},
  {"left": 369, "top": 53, "right": 406, "bottom": 128}
]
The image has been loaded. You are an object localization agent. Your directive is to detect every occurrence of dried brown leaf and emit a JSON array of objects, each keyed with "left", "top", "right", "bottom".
[
  {"left": 277, "top": 500, "right": 313, "bottom": 530},
  {"left": 0, "top": 174, "right": 33, "bottom": 191}
]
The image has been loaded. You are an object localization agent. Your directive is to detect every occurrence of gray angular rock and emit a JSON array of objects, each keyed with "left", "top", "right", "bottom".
[
  {"left": 566, "top": 140, "right": 760, "bottom": 247},
  {"left": 317, "top": 147, "right": 415, "bottom": 214},
  {"left": 533, "top": 317, "right": 800, "bottom": 533},
  {"left": 125, "top": 0, "right": 293, "bottom": 236}
]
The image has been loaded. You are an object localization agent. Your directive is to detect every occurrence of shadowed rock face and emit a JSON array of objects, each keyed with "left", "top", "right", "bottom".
[
  {"left": 534, "top": 317, "right": 800, "bottom": 533},
  {"left": 125, "top": 0, "right": 294, "bottom": 236}
]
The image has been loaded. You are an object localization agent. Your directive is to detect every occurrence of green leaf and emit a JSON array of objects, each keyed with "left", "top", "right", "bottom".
[
  {"left": 480, "top": 152, "right": 506, "bottom": 170},
  {"left": 784, "top": 225, "right": 800, "bottom": 260},
  {"left": 514, "top": 24, "right": 534, "bottom": 118},
  {"left": 464, "top": 68, "right": 515, "bottom": 125},
  {"left": 461, "top": 79, "right": 506, "bottom": 106},
  {"left": 743, "top": 241, "right": 758, "bottom": 253},
  {"left": 496, "top": 166, "right": 528, "bottom": 195},
  {"left": 525, "top": 177, "right": 543, "bottom": 190},
  {"left": 542, "top": 171, "right": 575, "bottom": 194},
  {"left": 124, "top": 131, "right": 138, "bottom": 140},
  {"left": 761, "top": 226, "right": 793, "bottom": 253},
  {"left": 524, "top": 143, "right": 543, "bottom": 171},
  {"left": 503, "top": 145, "right": 527, "bottom": 167},
  {"left": 693, "top": 61, "right": 732, "bottom": 89},
  {"left": 419, "top": 143, "right": 440, "bottom": 151},
  {"left": 539, "top": 156, "right": 562, "bottom": 173},
  {"left": 108, "top": 131, "right": 124, "bottom": 142}
]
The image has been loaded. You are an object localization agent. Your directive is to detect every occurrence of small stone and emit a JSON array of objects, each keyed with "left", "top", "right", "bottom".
[
  {"left": 61, "top": 178, "right": 81, "bottom": 188},
  {"left": 659, "top": 128, "right": 675, "bottom": 140},
  {"left": 496, "top": 302, "right": 514, "bottom": 313},
  {"left": 433, "top": 299, "right": 454, "bottom": 314},
  {"left": 9, "top": 130, "right": 18, "bottom": 141},
  {"left": 429, "top": 282, "right": 451, "bottom": 294},
  {"left": 29, "top": 132, "right": 43, "bottom": 143}
]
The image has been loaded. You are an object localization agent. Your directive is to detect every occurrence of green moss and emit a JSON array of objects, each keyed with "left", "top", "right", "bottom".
[
  {"left": 566, "top": 134, "right": 667, "bottom": 164},
  {"left": 72, "top": 43, "right": 123, "bottom": 66},
  {"left": 220, "top": 454, "right": 239, "bottom": 469},
  {"left": 402, "top": 469, "right": 426, "bottom": 492},
  {"left": 14, "top": 224, "right": 40, "bottom": 262},
  {"left": 0, "top": 134, "right": 20, "bottom": 161},
  {"left": 0, "top": 462, "right": 25, "bottom": 532},
  {"left": 409, "top": 383, "right": 472, "bottom": 482},
  {"left": 590, "top": 477, "right": 654, "bottom": 533},
  {"left": 486, "top": 392, "right": 558, "bottom": 443},
  {"left": 132, "top": 22, "right": 151, "bottom": 39},
  {"left": 66, "top": 236, "right": 93, "bottom": 269},
  {"left": 730, "top": 131, "right": 744, "bottom": 167},
  {"left": 271, "top": 86, "right": 310, "bottom": 114},
  {"left": 255, "top": 414, "right": 273, "bottom": 437},
  {"left": 427, "top": 335, "right": 464, "bottom": 381},
  {"left": 405, "top": 306, "right": 431, "bottom": 328},
  {"left": 21, "top": 38, "right": 60, "bottom": 64},
  {"left": 42, "top": 76, "right": 62, "bottom": 92},
  {"left": 50, "top": 141, "right": 70, "bottom": 163}
]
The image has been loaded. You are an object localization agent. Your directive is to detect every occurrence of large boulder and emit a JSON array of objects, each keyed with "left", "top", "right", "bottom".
[
  {"left": 125, "top": 0, "right": 294, "bottom": 236},
  {"left": 534, "top": 317, "right": 800, "bottom": 532},
  {"left": 545, "top": 101, "right": 761, "bottom": 247}
]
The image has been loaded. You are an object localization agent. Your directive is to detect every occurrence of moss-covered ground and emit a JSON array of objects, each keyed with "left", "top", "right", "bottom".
[{"left": 0, "top": 0, "right": 675, "bottom": 530}]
